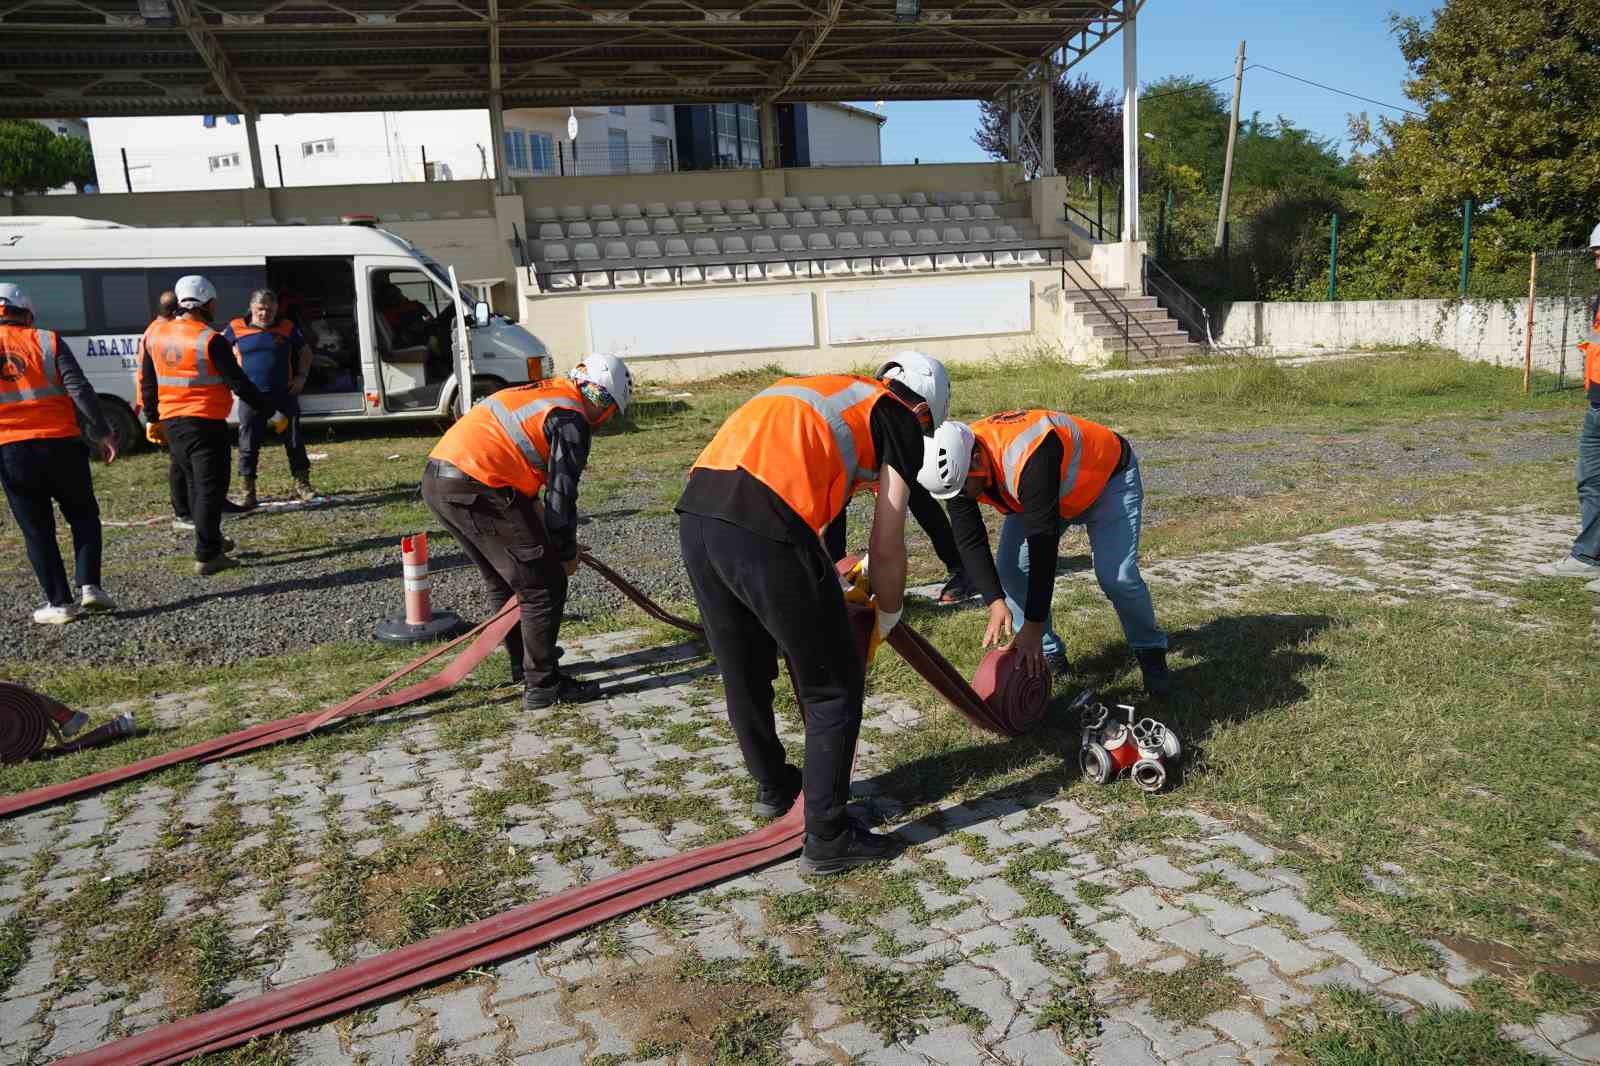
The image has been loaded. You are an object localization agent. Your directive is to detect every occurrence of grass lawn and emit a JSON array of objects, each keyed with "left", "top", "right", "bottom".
[{"left": 2, "top": 349, "right": 1596, "bottom": 1063}]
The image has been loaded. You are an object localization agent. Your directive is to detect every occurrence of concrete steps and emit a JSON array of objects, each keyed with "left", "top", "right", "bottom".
[{"left": 1066, "top": 287, "right": 1203, "bottom": 364}]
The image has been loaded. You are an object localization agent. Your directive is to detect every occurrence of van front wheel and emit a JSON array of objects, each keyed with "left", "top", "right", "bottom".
[{"left": 447, "top": 376, "right": 508, "bottom": 421}]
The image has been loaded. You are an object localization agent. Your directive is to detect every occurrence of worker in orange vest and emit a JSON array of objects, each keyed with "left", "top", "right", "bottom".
[
  {"left": 0, "top": 284, "right": 120, "bottom": 625},
  {"left": 676, "top": 353, "right": 951, "bottom": 876},
  {"left": 919, "top": 410, "right": 1170, "bottom": 698},
  {"left": 423, "top": 354, "right": 632, "bottom": 710},
  {"left": 1538, "top": 223, "right": 1600, "bottom": 589},
  {"left": 138, "top": 275, "right": 286, "bottom": 575}
]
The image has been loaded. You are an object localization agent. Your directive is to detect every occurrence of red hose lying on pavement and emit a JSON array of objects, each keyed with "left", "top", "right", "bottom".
[{"left": 28, "top": 557, "right": 1052, "bottom": 1066}]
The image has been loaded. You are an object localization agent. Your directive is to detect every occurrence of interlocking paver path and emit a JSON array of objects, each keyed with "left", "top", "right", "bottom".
[{"left": 2, "top": 512, "right": 1596, "bottom": 1064}]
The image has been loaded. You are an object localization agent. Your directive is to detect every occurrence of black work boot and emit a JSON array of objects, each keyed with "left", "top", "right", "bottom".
[
  {"left": 798, "top": 825, "right": 902, "bottom": 876},
  {"left": 937, "top": 569, "right": 979, "bottom": 605},
  {"left": 1136, "top": 648, "right": 1173, "bottom": 700},
  {"left": 1044, "top": 648, "right": 1073, "bottom": 680},
  {"left": 522, "top": 672, "right": 600, "bottom": 711},
  {"left": 752, "top": 764, "right": 803, "bottom": 819}
]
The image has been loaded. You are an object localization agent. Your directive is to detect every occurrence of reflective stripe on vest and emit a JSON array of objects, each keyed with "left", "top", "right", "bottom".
[
  {"left": 0, "top": 329, "right": 64, "bottom": 405},
  {"left": 153, "top": 327, "right": 221, "bottom": 388},
  {"left": 999, "top": 411, "right": 1087, "bottom": 506},
  {"left": 752, "top": 379, "right": 881, "bottom": 488},
  {"left": 481, "top": 393, "right": 584, "bottom": 474}
]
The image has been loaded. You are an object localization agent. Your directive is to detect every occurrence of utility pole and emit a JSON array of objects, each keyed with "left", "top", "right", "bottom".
[{"left": 1214, "top": 39, "right": 1246, "bottom": 251}]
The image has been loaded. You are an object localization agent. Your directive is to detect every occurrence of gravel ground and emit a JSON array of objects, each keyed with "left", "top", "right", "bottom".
[{"left": 0, "top": 409, "right": 1579, "bottom": 669}]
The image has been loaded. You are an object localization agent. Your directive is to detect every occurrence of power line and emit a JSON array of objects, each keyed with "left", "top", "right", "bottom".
[
  {"left": 1139, "top": 72, "right": 1240, "bottom": 104},
  {"left": 1249, "top": 63, "right": 1423, "bottom": 118}
]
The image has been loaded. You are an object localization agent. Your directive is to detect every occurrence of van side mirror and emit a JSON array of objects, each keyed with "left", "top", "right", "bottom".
[{"left": 472, "top": 300, "right": 491, "bottom": 328}]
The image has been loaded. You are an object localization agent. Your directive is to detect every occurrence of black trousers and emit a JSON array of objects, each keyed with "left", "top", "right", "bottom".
[
  {"left": 165, "top": 417, "right": 232, "bottom": 561},
  {"left": 824, "top": 488, "right": 963, "bottom": 573},
  {"left": 679, "top": 512, "right": 865, "bottom": 839},
  {"left": 421, "top": 466, "right": 567, "bottom": 689},
  {"left": 237, "top": 392, "right": 308, "bottom": 479},
  {"left": 0, "top": 437, "right": 102, "bottom": 606}
]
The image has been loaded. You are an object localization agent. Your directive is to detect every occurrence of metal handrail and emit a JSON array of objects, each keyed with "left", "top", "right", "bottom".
[
  {"left": 1059, "top": 257, "right": 1166, "bottom": 362},
  {"left": 1062, "top": 201, "right": 1111, "bottom": 242},
  {"left": 1143, "top": 256, "right": 1216, "bottom": 349},
  {"left": 533, "top": 243, "right": 1065, "bottom": 293},
  {"left": 511, "top": 222, "right": 534, "bottom": 285}
]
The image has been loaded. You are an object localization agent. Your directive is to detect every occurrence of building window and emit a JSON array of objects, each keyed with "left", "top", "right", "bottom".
[
  {"left": 609, "top": 106, "right": 626, "bottom": 116},
  {"left": 529, "top": 132, "right": 555, "bottom": 175},
  {"left": 208, "top": 152, "right": 240, "bottom": 172},
  {"left": 651, "top": 105, "right": 670, "bottom": 124},
  {"left": 608, "top": 129, "right": 629, "bottom": 172},
  {"left": 301, "top": 138, "right": 335, "bottom": 159},
  {"left": 504, "top": 129, "right": 530, "bottom": 172},
  {"left": 652, "top": 136, "right": 673, "bottom": 171}
]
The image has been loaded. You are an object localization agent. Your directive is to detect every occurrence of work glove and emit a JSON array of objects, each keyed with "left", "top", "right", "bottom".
[
  {"left": 842, "top": 555, "right": 872, "bottom": 606},
  {"left": 269, "top": 413, "right": 290, "bottom": 434},
  {"left": 144, "top": 421, "right": 166, "bottom": 446},
  {"left": 865, "top": 604, "right": 901, "bottom": 666}
]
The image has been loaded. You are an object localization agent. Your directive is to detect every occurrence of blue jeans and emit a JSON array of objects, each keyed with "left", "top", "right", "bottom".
[
  {"left": 1574, "top": 405, "right": 1600, "bottom": 566},
  {"left": 995, "top": 455, "right": 1167, "bottom": 655}
]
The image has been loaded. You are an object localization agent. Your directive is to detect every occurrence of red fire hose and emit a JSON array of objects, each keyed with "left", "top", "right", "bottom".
[{"left": 33, "top": 556, "right": 1048, "bottom": 1066}]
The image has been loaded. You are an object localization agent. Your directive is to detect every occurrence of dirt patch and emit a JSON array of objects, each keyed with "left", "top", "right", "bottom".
[
  {"left": 565, "top": 954, "right": 843, "bottom": 1066},
  {"left": 363, "top": 855, "right": 452, "bottom": 947}
]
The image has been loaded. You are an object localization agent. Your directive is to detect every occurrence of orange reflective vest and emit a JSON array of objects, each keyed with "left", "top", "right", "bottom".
[
  {"left": 692, "top": 373, "right": 897, "bottom": 536},
  {"left": 148, "top": 316, "right": 232, "bottom": 420},
  {"left": 970, "top": 409, "right": 1123, "bottom": 520},
  {"left": 1584, "top": 298, "right": 1600, "bottom": 402},
  {"left": 430, "top": 378, "right": 587, "bottom": 496},
  {"left": 0, "top": 324, "right": 78, "bottom": 446}
]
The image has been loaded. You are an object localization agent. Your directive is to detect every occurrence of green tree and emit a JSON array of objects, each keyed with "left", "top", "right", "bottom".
[
  {"left": 0, "top": 120, "right": 96, "bottom": 195},
  {"left": 1340, "top": 0, "right": 1600, "bottom": 298}
]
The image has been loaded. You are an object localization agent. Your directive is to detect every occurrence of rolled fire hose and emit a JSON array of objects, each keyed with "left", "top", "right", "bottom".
[
  {"left": 0, "top": 682, "right": 58, "bottom": 764},
  {"left": 35, "top": 556, "right": 1050, "bottom": 1066}
]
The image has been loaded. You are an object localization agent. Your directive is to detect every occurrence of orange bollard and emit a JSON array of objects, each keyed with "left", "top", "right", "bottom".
[{"left": 375, "top": 532, "right": 466, "bottom": 644}]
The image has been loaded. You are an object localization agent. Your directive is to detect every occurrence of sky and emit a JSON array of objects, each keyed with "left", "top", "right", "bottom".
[{"left": 856, "top": 0, "right": 1441, "bottom": 165}]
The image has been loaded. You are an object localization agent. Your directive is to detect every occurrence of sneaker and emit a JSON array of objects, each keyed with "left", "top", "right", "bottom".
[
  {"left": 1535, "top": 556, "right": 1600, "bottom": 578},
  {"left": 294, "top": 476, "right": 316, "bottom": 503},
  {"left": 798, "top": 825, "right": 902, "bottom": 876},
  {"left": 171, "top": 517, "right": 196, "bottom": 532},
  {"left": 1136, "top": 648, "right": 1173, "bottom": 700},
  {"left": 106, "top": 713, "right": 137, "bottom": 739},
  {"left": 522, "top": 673, "right": 601, "bottom": 711},
  {"left": 1586, "top": 576, "right": 1600, "bottom": 594},
  {"left": 58, "top": 711, "right": 90, "bottom": 738},
  {"left": 79, "top": 585, "right": 117, "bottom": 613},
  {"left": 32, "top": 603, "right": 80, "bottom": 625},
  {"left": 752, "top": 764, "right": 803, "bottom": 819},
  {"left": 937, "top": 569, "right": 980, "bottom": 605},
  {"left": 194, "top": 554, "right": 241, "bottom": 576},
  {"left": 1043, "top": 648, "right": 1072, "bottom": 680}
]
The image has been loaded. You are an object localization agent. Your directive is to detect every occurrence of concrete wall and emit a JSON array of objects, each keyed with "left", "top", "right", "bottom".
[
  {"left": 1213, "top": 297, "right": 1592, "bottom": 374},
  {"left": 522, "top": 266, "right": 1068, "bottom": 381},
  {"left": 804, "top": 104, "right": 882, "bottom": 166}
]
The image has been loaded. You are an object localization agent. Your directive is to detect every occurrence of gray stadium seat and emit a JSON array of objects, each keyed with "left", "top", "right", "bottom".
[
  {"left": 958, "top": 191, "right": 978, "bottom": 205},
  {"left": 765, "top": 212, "right": 792, "bottom": 229},
  {"left": 992, "top": 247, "right": 1018, "bottom": 268},
  {"left": 615, "top": 268, "right": 643, "bottom": 287},
  {"left": 880, "top": 254, "right": 908, "bottom": 273},
  {"left": 707, "top": 214, "right": 736, "bottom": 230},
  {"left": 807, "top": 232, "right": 834, "bottom": 251},
  {"left": 780, "top": 196, "right": 803, "bottom": 212},
  {"left": 818, "top": 210, "right": 844, "bottom": 227},
  {"left": 830, "top": 194, "right": 854, "bottom": 210},
  {"left": 898, "top": 207, "right": 922, "bottom": 223},
  {"left": 846, "top": 209, "right": 870, "bottom": 226},
  {"left": 975, "top": 204, "right": 998, "bottom": 220},
  {"left": 726, "top": 199, "right": 750, "bottom": 214},
  {"left": 596, "top": 220, "right": 622, "bottom": 237},
  {"left": 624, "top": 219, "right": 650, "bottom": 236},
  {"left": 907, "top": 251, "right": 933, "bottom": 272},
  {"left": 538, "top": 223, "right": 564, "bottom": 240},
  {"left": 753, "top": 197, "right": 778, "bottom": 213},
  {"left": 915, "top": 227, "right": 939, "bottom": 245},
  {"left": 949, "top": 205, "right": 973, "bottom": 221},
  {"left": 890, "top": 229, "right": 914, "bottom": 247},
  {"left": 925, "top": 206, "right": 948, "bottom": 223},
  {"left": 568, "top": 221, "right": 594, "bottom": 239},
  {"left": 942, "top": 226, "right": 968, "bottom": 245},
  {"left": 864, "top": 230, "right": 888, "bottom": 248},
  {"left": 872, "top": 208, "right": 896, "bottom": 225},
  {"left": 672, "top": 200, "right": 697, "bottom": 215},
  {"left": 604, "top": 241, "right": 631, "bottom": 259},
  {"left": 857, "top": 194, "right": 880, "bottom": 209},
  {"left": 882, "top": 193, "right": 905, "bottom": 207},
  {"left": 680, "top": 264, "right": 704, "bottom": 284},
  {"left": 644, "top": 265, "right": 674, "bottom": 286},
  {"left": 692, "top": 237, "right": 719, "bottom": 257},
  {"left": 574, "top": 242, "right": 601, "bottom": 262},
  {"left": 548, "top": 271, "right": 577, "bottom": 290},
  {"left": 962, "top": 249, "right": 992, "bottom": 268},
  {"left": 935, "top": 250, "right": 964, "bottom": 270},
  {"left": 823, "top": 258, "right": 852, "bottom": 276},
  {"left": 645, "top": 202, "right": 669, "bottom": 218},
  {"left": 793, "top": 211, "right": 818, "bottom": 229},
  {"left": 618, "top": 202, "right": 643, "bottom": 219},
  {"left": 995, "top": 224, "right": 1019, "bottom": 240},
  {"left": 968, "top": 225, "right": 993, "bottom": 244},
  {"left": 931, "top": 192, "right": 951, "bottom": 206},
  {"left": 735, "top": 213, "right": 761, "bottom": 227},
  {"left": 698, "top": 199, "right": 723, "bottom": 215},
  {"left": 635, "top": 239, "right": 662, "bottom": 258},
  {"left": 591, "top": 204, "right": 615, "bottom": 220},
  {"left": 544, "top": 242, "right": 570, "bottom": 262},
  {"left": 533, "top": 206, "right": 558, "bottom": 222},
  {"left": 653, "top": 218, "right": 680, "bottom": 235},
  {"left": 561, "top": 205, "right": 585, "bottom": 221},
  {"left": 664, "top": 238, "right": 691, "bottom": 256},
  {"left": 1018, "top": 247, "right": 1047, "bottom": 265},
  {"left": 751, "top": 235, "right": 778, "bottom": 254},
  {"left": 980, "top": 190, "right": 1001, "bottom": 204},
  {"left": 803, "top": 195, "right": 829, "bottom": 211},
  {"left": 836, "top": 232, "right": 861, "bottom": 251},
  {"left": 907, "top": 192, "right": 927, "bottom": 206}
]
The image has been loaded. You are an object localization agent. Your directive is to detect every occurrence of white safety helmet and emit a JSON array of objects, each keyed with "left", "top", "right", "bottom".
[
  {"left": 877, "top": 350, "right": 950, "bottom": 429},
  {"left": 572, "top": 352, "right": 632, "bottom": 417},
  {"left": 1589, "top": 222, "right": 1600, "bottom": 249},
  {"left": 0, "top": 283, "right": 32, "bottom": 319},
  {"left": 174, "top": 274, "right": 218, "bottom": 309},
  {"left": 918, "top": 420, "right": 975, "bottom": 500}
]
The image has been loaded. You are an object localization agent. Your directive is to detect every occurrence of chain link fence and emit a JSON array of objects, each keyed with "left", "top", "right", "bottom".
[{"left": 1526, "top": 248, "right": 1593, "bottom": 393}]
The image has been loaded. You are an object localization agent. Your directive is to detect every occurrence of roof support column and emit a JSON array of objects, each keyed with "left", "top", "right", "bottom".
[
  {"left": 759, "top": 102, "right": 778, "bottom": 169},
  {"left": 489, "top": 91, "right": 512, "bottom": 195},
  {"left": 1121, "top": 4, "right": 1139, "bottom": 242},
  {"left": 244, "top": 111, "right": 265, "bottom": 190},
  {"left": 1007, "top": 88, "right": 1020, "bottom": 164},
  {"left": 1038, "top": 66, "right": 1055, "bottom": 177}
]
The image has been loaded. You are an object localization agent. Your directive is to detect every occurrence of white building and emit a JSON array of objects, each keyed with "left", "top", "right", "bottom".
[{"left": 86, "top": 103, "right": 883, "bottom": 192}]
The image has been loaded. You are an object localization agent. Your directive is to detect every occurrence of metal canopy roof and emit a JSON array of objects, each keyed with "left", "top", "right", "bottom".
[{"left": 0, "top": 0, "right": 1135, "bottom": 118}]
